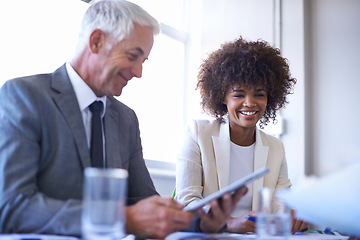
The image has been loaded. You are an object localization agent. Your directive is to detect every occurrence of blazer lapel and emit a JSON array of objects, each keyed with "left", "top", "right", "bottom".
[
  {"left": 50, "top": 65, "right": 91, "bottom": 169},
  {"left": 212, "top": 120, "right": 231, "bottom": 190},
  {"left": 103, "top": 98, "right": 121, "bottom": 168},
  {"left": 252, "top": 128, "right": 269, "bottom": 210}
]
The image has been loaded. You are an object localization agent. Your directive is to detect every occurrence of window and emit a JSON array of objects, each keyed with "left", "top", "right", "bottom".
[
  {"left": 0, "top": 0, "right": 88, "bottom": 83},
  {"left": 120, "top": 0, "right": 191, "bottom": 163}
]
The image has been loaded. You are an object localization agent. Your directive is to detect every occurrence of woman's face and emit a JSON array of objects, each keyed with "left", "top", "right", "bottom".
[{"left": 223, "top": 84, "right": 267, "bottom": 131}]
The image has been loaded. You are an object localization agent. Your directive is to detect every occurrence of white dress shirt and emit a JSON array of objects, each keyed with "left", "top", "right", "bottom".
[{"left": 65, "top": 62, "right": 107, "bottom": 162}]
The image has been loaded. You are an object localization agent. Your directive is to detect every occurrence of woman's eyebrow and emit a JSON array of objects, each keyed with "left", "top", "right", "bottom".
[
  {"left": 231, "top": 88, "right": 266, "bottom": 93},
  {"left": 232, "top": 89, "right": 245, "bottom": 92},
  {"left": 255, "top": 88, "right": 265, "bottom": 91}
]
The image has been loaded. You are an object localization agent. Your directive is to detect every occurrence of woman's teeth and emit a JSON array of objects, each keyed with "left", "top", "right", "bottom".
[{"left": 241, "top": 111, "right": 256, "bottom": 116}]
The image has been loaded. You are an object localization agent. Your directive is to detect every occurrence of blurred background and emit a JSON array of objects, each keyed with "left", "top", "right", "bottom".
[{"left": 0, "top": 0, "right": 359, "bottom": 196}]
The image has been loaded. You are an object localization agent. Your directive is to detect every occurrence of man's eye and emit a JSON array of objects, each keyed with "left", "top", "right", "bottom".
[{"left": 128, "top": 53, "right": 139, "bottom": 61}]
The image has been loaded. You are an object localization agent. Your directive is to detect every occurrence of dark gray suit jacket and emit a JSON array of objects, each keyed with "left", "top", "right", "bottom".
[{"left": 0, "top": 65, "right": 157, "bottom": 236}]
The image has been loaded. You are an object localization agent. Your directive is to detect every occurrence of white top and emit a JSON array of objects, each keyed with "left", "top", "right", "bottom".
[
  {"left": 65, "top": 62, "right": 106, "bottom": 159},
  {"left": 230, "top": 141, "right": 254, "bottom": 217}
]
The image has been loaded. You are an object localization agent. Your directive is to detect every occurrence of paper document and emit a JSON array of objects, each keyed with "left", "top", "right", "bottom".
[
  {"left": 0, "top": 234, "right": 79, "bottom": 240},
  {"left": 165, "top": 232, "right": 256, "bottom": 240},
  {"left": 165, "top": 232, "right": 348, "bottom": 240},
  {"left": 277, "top": 161, "right": 360, "bottom": 237}
]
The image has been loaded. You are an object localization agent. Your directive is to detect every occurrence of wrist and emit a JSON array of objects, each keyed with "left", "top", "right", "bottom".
[
  {"left": 225, "top": 218, "right": 236, "bottom": 232},
  {"left": 199, "top": 220, "right": 227, "bottom": 233},
  {"left": 218, "top": 224, "right": 228, "bottom": 233},
  {"left": 125, "top": 206, "right": 135, "bottom": 235}
]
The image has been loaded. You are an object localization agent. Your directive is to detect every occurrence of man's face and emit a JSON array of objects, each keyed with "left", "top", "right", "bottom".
[{"left": 89, "top": 24, "right": 154, "bottom": 97}]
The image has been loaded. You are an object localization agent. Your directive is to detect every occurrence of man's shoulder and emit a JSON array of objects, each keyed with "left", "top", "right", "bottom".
[
  {"left": 7, "top": 72, "right": 51, "bottom": 84},
  {"left": 107, "top": 97, "right": 137, "bottom": 117},
  {"left": 7, "top": 64, "right": 66, "bottom": 87},
  {"left": 1, "top": 72, "right": 53, "bottom": 96}
]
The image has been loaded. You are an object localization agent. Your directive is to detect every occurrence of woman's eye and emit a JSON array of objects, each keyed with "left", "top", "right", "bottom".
[{"left": 234, "top": 95, "right": 244, "bottom": 98}]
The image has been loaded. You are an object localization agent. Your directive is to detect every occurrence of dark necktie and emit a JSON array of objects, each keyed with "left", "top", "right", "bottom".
[{"left": 89, "top": 101, "right": 104, "bottom": 168}]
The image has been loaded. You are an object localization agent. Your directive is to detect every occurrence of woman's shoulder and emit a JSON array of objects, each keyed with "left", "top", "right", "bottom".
[
  {"left": 194, "top": 118, "right": 221, "bottom": 126},
  {"left": 188, "top": 118, "right": 223, "bottom": 132},
  {"left": 257, "top": 128, "right": 284, "bottom": 148}
]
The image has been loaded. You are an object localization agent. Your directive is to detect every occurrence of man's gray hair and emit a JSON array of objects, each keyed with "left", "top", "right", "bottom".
[{"left": 75, "top": 0, "right": 160, "bottom": 55}]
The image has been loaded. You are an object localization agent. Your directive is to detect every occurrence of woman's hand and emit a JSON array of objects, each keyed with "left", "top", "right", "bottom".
[
  {"left": 226, "top": 211, "right": 256, "bottom": 233},
  {"left": 197, "top": 186, "right": 248, "bottom": 233},
  {"left": 225, "top": 209, "right": 309, "bottom": 234},
  {"left": 291, "top": 209, "right": 308, "bottom": 234}
]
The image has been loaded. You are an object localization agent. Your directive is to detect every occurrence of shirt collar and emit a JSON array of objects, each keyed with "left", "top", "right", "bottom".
[{"left": 66, "top": 62, "right": 106, "bottom": 116}]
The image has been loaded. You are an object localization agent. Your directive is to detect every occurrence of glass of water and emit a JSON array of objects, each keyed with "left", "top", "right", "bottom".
[
  {"left": 256, "top": 187, "right": 291, "bottom": 240},
  {"left": 82, "top": 167, "right": 128, "bottom": 240}
]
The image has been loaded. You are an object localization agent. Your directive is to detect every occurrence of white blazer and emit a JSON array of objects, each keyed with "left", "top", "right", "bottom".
[{"left": 175, "top": 118, "right": 292, "bottom": 211}]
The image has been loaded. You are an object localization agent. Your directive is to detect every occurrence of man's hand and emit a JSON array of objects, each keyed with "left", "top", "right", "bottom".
[
  {"left": 126, "top": 195, "right": 195, "bottom": 239},
  {"left": 197, "top": 186, "right": 248, "bottom": 233}
]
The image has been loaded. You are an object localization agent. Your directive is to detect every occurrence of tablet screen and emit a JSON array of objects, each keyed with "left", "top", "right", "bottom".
[{"left": 183, "top": 168, "right": 269, "bottom": 211}]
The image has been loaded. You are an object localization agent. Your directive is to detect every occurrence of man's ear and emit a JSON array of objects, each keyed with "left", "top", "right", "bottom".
[{"left": 89, "top": 29, "right": 105, "bottom": 53}]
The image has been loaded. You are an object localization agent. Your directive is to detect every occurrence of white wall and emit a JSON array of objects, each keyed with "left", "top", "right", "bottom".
[
  {"left": 200, "top": 0, "right": 274, "bottom": 54},
  {"left": 281, "top": 0, "right": 306, "bottom": 184},
  {"left": 304, "top": 0, "right": 360, "bottom": 176}
]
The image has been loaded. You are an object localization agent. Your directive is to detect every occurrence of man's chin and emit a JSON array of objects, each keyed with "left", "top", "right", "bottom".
[{"left": 113, "top": 89, "right": 123, "bottom": 97}]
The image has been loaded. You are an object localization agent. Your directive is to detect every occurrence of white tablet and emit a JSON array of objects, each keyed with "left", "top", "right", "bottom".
[{"left": 183, "top": 167, "right": 269, "bottom": 212}]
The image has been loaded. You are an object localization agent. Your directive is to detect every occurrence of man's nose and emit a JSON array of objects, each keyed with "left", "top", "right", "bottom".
[{"left": 132, "top": 62, "right": 143, "bottom": 78}]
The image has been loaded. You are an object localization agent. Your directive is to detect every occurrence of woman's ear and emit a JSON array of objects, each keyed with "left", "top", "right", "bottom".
[{"left": 223, "top": 95, "right": 228, "bottom": 105}]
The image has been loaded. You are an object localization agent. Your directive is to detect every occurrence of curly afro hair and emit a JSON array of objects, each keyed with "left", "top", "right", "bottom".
[{"left": 196, "top": 36, "right": 297, "bottom": 128}]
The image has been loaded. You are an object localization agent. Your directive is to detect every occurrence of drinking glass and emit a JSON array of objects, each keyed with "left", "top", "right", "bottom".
[
  {"left": 82, "top": 167, "right": 128, "bottom": 240},
  {"left": 256, "top": 187, "right": 291, "bottom": 240}
]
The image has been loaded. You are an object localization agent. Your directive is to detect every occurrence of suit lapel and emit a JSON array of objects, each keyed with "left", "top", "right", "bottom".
[
  {"left": 252, "top": 128, "right": 269, "bottom": 210},
  {"left": 212, "top": 120, "right": 231, "bottom": 190},
  {"left": 50, "top": 65, "right": 91, "bottom": 169},
  {"left": 103, "top": 98, "right": 120, "bottom": 168}
]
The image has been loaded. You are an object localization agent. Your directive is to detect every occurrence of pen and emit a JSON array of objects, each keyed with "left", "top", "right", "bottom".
[
  {"left": 324, "top": 227, "right": 335, "bottom": 235},
  {"left": 246, "top": 216, "right": 256, "bottom": 222},
  {"left": 306, "top": 228, "right": 339, "bottom": 236}
]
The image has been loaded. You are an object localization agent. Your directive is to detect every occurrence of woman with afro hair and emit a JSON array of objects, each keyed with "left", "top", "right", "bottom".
[{"left": 175, "top": 36, "right": 307, "bottom": 233}]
